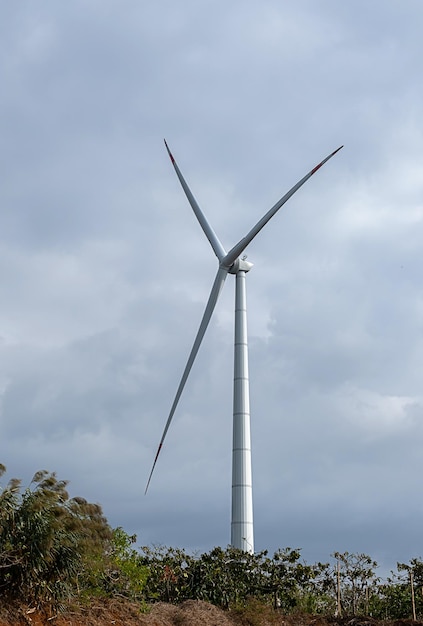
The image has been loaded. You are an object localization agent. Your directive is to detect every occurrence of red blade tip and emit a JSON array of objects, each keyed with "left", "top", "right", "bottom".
[
  {"left": 164, "top": 139, "right": 175, "bottom": 164},
  {"left": 311, "top": 145, "right": 343, "bottom": 175}
]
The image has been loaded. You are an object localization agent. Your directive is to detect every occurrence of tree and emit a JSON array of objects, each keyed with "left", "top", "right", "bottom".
[
  {"left": 330, "top": 551, "right": 379, "bottom": 615},
  {"left": 391, "top": 558, "right": 423, "bottom": 620}
]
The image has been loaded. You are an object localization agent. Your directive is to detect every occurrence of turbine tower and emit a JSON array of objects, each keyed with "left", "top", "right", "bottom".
[{"left": 146, "top": 140, "right": 342, "bottom": 553}]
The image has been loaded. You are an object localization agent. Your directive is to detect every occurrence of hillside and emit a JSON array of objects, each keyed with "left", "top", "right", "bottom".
[{"left": 0, "top": 600, "right": 422, "bottom": 626}]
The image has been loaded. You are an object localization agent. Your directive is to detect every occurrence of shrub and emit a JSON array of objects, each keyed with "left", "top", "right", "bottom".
[{"left": 0, "top": 464, "right": 112, "bottom": 608}]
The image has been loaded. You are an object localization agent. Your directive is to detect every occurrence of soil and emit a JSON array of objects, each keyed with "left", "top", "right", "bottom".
[{"left": 1, "top": 600, "right": 422, "bottom": 626}]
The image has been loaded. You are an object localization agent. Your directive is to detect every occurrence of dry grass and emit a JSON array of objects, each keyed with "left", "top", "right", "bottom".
[{"left": 2, "top": 600, "right": 423, "bottom": 626}]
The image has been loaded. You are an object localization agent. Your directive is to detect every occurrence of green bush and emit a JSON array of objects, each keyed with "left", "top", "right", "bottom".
[{"left": 103, "top": 527, "right": 149, "bottom": 600}]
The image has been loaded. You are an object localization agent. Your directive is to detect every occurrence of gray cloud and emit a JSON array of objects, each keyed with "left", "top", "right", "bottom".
[{"left": 1, "top": 0, "right": 423, "bottom": 572}]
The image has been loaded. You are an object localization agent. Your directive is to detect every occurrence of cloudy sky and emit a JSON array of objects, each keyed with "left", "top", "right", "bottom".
[{"left": 1, "top": 1, "right": 423, "bottom": 573}]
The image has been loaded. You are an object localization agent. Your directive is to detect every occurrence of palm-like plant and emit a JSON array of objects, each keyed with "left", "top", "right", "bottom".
[{"left": 0, "top": 465, "right": 112, "bottom": 608}]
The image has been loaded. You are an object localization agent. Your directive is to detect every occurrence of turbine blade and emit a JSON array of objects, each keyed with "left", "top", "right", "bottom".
[
  {"left": 164, "top": 140, "right": 227, "bottom": 262},
  {"left": 222, "top": 145, "right": 343, "bottom": 268},
  {"left": 145, "top": 266, "right": 228, "bottom": 494}
]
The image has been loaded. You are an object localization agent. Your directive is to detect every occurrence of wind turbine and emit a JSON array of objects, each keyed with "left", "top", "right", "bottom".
[{"left": 146, "top": 140, "right": 343, "bottom": 553}]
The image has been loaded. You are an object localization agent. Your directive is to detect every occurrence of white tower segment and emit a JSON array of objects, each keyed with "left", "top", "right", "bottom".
[
  {"left": 231, "top": 260, "right": 254, "bottom": 552},
  {"left": 145, "top": 141, "right": 343, "bottom": 553}
]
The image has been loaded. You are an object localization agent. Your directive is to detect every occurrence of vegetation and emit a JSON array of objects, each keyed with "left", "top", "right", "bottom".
[
  {"left": 0, "top": 463, "right": 113, "bottom": 607},
  {"left": 1, "top": 463, "right": 423, "bottom": 621}
]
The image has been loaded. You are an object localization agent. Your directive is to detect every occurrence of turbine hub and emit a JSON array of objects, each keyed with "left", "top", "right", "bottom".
[{"left": 228, "top": 257, "right": 254, "bottom": 274}]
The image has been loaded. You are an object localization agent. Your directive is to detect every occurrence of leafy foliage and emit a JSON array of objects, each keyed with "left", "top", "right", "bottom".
[
  {"left": 0, "top": 465, "right": 112, "bottom": 607},
  {"left": 3, "top": 463, "right": 423, "bottom": 621},
  {"left": 329, "top": 551, "right": 379, "bottom": 615},
  {"left": 104, "top": 527, "right": 149, "bottom": 600},
  {"left": 140, "top": 544, "right": 328, "bottom": 611},
  {"left": 371, "top": 558, "right": 423, "bottom": 620},
  {"left": 139, "top": 545, "right": 423, "bottom": 619}
]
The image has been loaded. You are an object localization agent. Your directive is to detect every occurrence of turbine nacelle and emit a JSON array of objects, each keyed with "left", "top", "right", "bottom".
[{"left": 228, "top": 257, "right": 254, "bottom": 274}]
